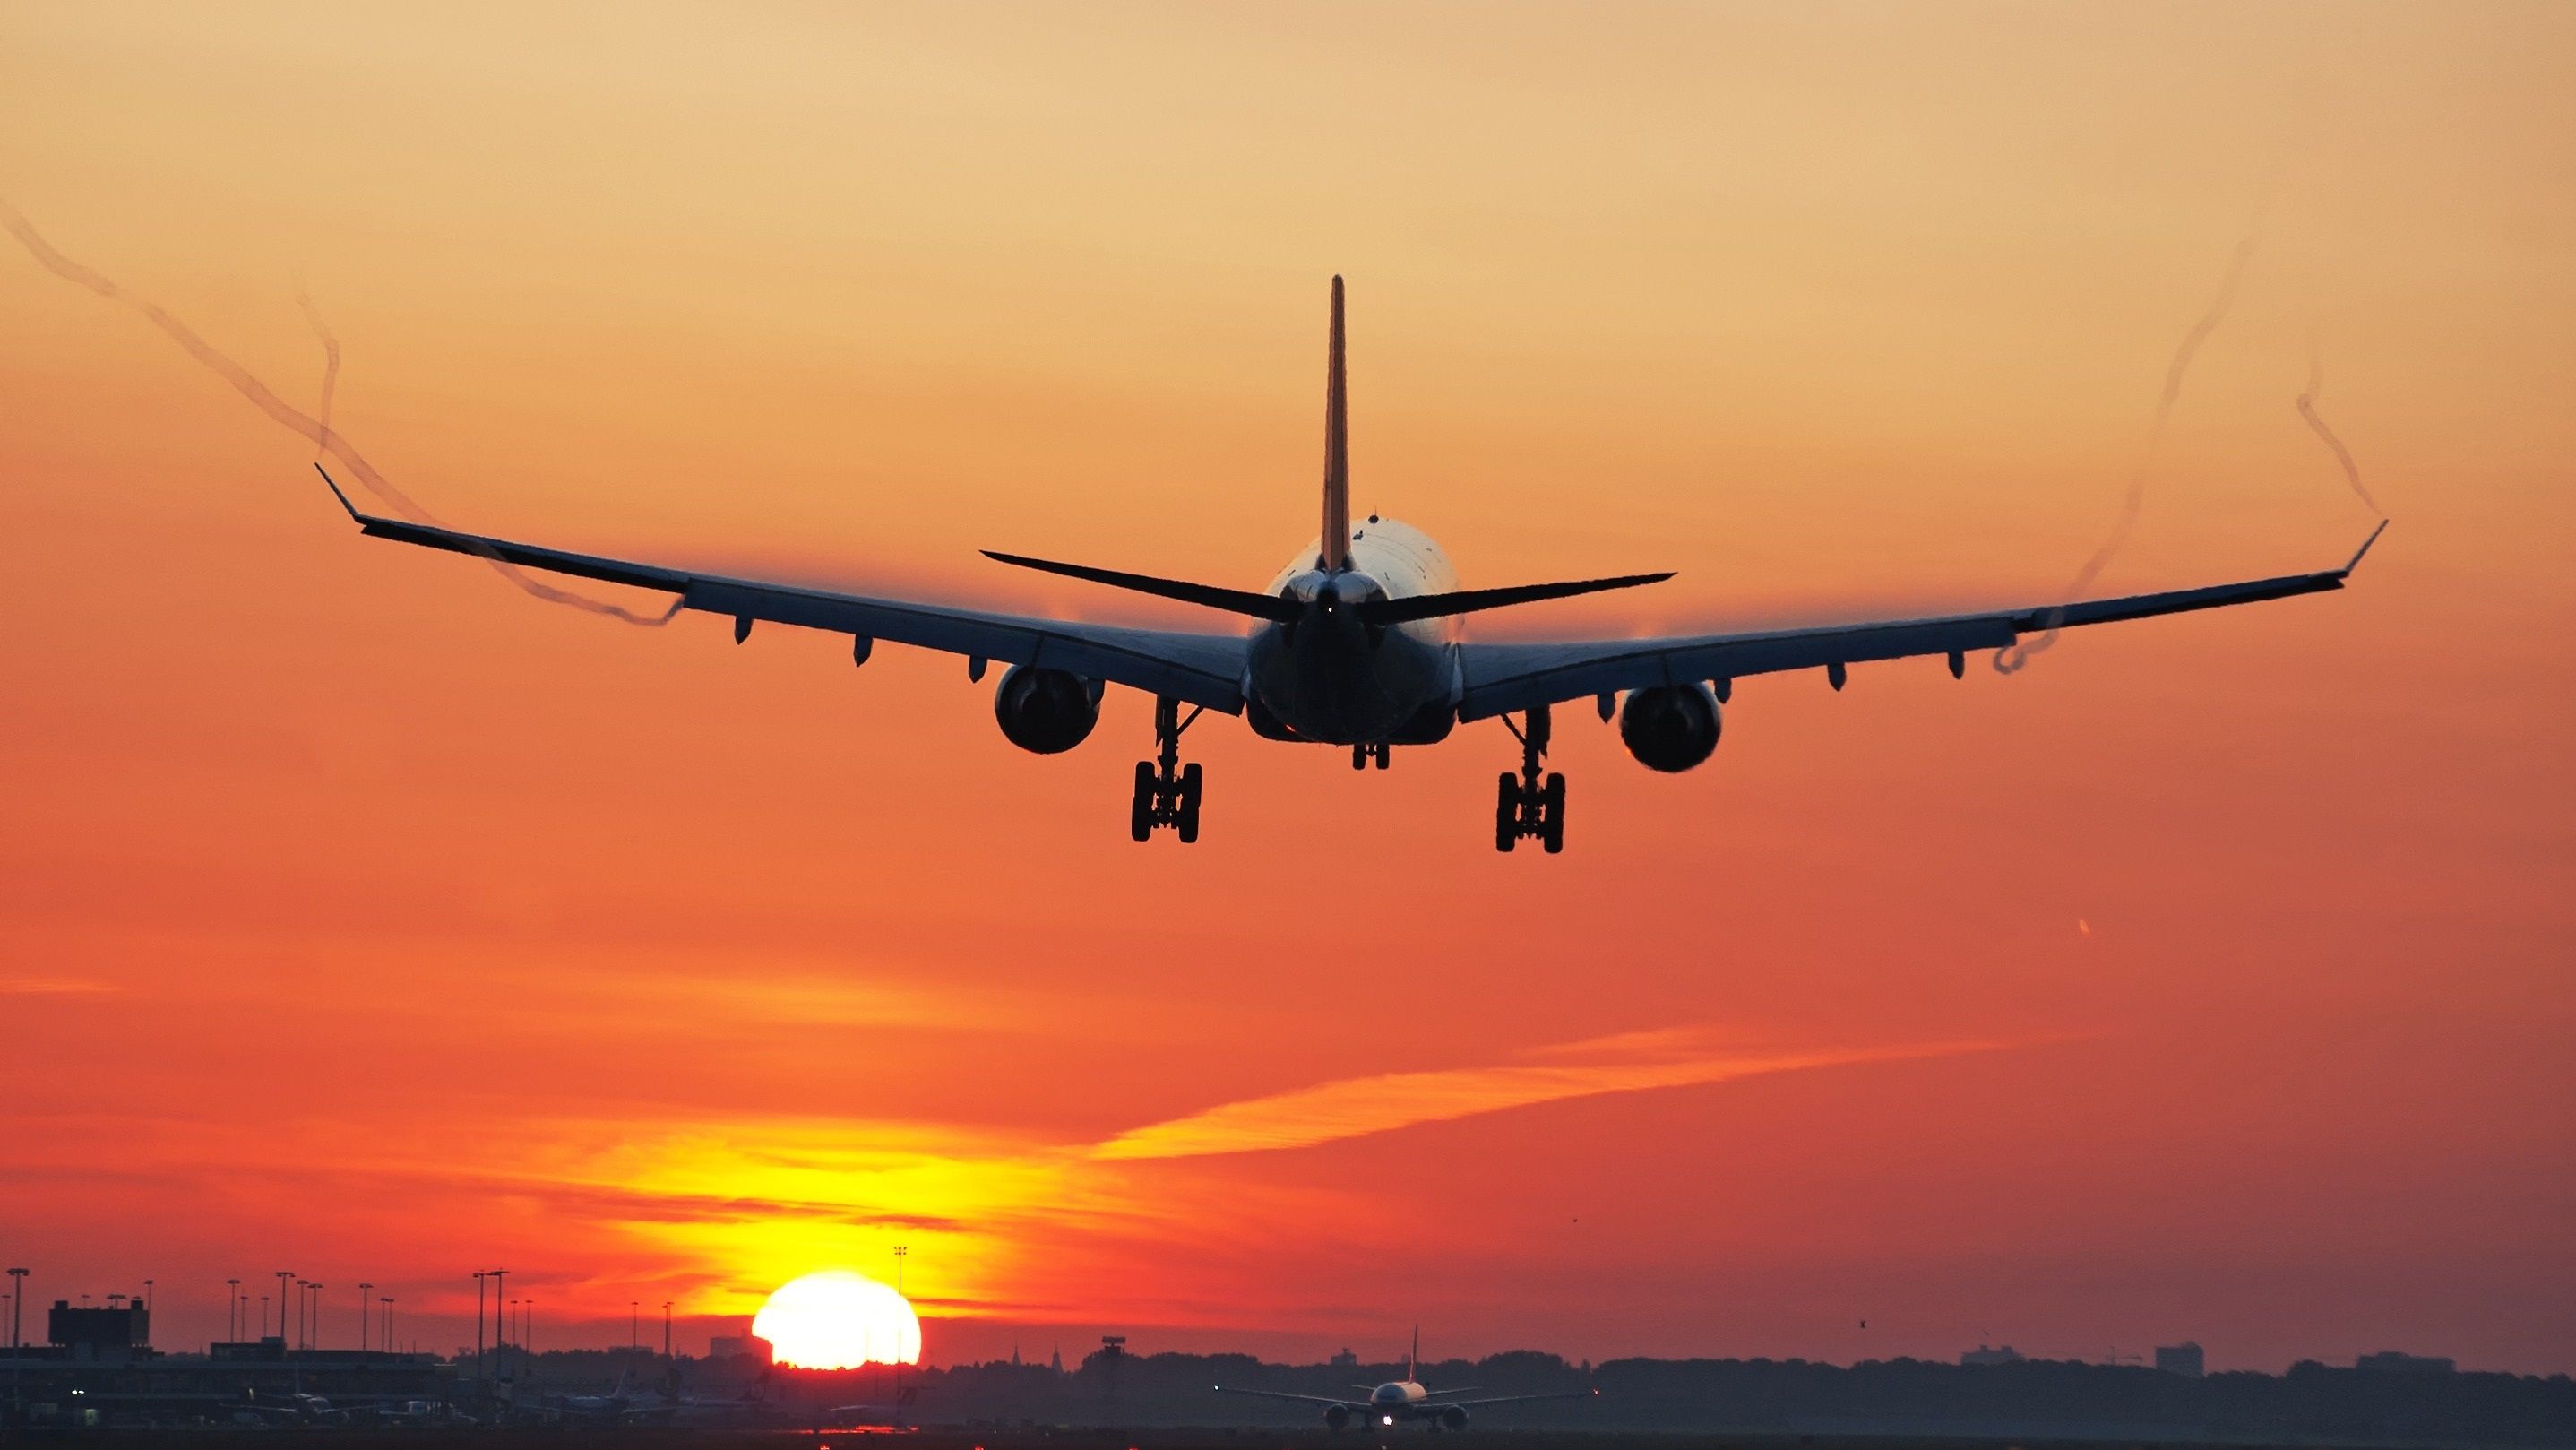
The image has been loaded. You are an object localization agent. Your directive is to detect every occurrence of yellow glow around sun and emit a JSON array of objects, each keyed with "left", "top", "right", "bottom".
[{"left": 753, "top": 1271, "right": 921, "bottom": 1369}]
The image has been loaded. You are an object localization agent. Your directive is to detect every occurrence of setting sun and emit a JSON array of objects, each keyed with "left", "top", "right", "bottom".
[{"left": 753, "top": 1271, "right": 922, "bottom": 1370}]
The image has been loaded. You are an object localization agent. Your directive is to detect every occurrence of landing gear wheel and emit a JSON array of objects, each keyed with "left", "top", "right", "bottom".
[
  {"left": 1130, "top": 696, "right": 1205, "bottom": 842},
  {"left": 1176, "top": 762, "right": 1203, "bottom": 843},
  {"left": 1130, "top": 761, "right": 1157, "bottom": 842},
  {"left": 1351, "top": 744, "right": 1369, "bottom": 771},
  {"left": 1494, "top": 705, "right": 1568, "bottom": 853},
  {"left": 1372, "top": 742, "right": 1391, "bottom": 770}
]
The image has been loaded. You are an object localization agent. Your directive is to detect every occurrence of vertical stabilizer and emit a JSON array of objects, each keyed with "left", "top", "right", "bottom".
[
  {"left": 1320, "top": 275, "right": 1351, "bottom": 571},
  {"left": 1409, "top": 1325, "right": 1419, "bottom": 1382}
]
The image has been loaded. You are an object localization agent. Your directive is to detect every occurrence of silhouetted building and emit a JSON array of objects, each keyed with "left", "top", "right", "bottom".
[
  {"left": 2156, "top": 1342, "right": 2205, "bottom": 1377},
  {"left": 1330, "top": 1347, "right": 1358, "bottom": 1368},
  {"left": 47, "top": 1298, "right": 150, "bottom": 1359},
  {"left": 707, "top": 1333, "right": 771, "bottom": 1363},
  {"left": 2357, "top": 1351, "right": 2455, "bottom": 1374},
  {"left": 1960, "top": 1343, "right": 2024, "bottom": 1366}
]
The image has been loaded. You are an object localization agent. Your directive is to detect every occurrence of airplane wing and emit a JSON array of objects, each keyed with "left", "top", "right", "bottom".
[
  {"left": 320, "top": 472, "right": 1250, "bottom": 713},
  {"left": 1425, "top": 1388, "right": 1600, "bottom": 1409},
  {"left": 1455, "top": 523, "right": 2384, "bottom": 721},
  {"left": 1211, "top": 1386, "right": 1365, "bottom": 1409}
]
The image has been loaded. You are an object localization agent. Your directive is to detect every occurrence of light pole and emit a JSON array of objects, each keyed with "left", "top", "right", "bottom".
[
  {"left": 226, "top": 1280, "right": 241, "bottom": 1342},
  {"left": 661, "top": 1300, "right": 672, "bottom": 1360},
  {"left": 273, "top": 1273, "right": 291, "bottom": 1344},
  {"left": 358, "top": 1284, "right": 372, "bottom": 1351},
  {"left": 472, "top": 1273, "right": 486, "bottom": 1382},
  {"left": 7, "top": 1269, "right": 26, "bottom": 1350},
  {"left": 891, "top": 1247, "right": 909, "bottom": 1425},
  {"left": 487, "top": 1270, "right": 507, "bottom": 1381}
]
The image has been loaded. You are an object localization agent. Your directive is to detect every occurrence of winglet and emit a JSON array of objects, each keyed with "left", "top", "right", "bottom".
[
  {"left": 2339, "top": 517, "right": 2389, "bottom": 576},
  {"left": 315, "top": 462, "right": 362, "bottom": 521}
]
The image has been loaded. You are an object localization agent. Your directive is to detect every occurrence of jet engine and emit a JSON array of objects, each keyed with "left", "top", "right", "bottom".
[
  {"left": 1322, "top": 1405, "right": 1353, "bottom": 1431},
  {"left": 1618, "top": 683, "right": 1721, "bottom": 772},
  {"left": 993, "top": 665, "right": 1103, "bottom": 754},
  {"left": 1438, "top": 1405, "right": 1470, "bottom": 1431}
]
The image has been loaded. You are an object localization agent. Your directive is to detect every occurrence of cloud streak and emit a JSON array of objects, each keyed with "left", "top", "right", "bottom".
[
  {"left": 0, "top": 977, "right": 119, "bottom": 996},
  {"left": 1090, "top": 1031, "right": 2001, "bottom": 1161}
]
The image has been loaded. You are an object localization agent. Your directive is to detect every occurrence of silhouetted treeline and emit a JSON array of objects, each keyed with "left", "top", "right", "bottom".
[
  {"left": 907, "top": 1349, "right": 2576, "bottom": 1446},
  {"left": 500, "top": 1345, "right": 2576, "bottom": 1447}
]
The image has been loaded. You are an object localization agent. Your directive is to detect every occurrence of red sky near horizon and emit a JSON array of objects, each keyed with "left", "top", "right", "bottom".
[{"left": 3, "top": 3, "right": 2571, "bottom": 1377}]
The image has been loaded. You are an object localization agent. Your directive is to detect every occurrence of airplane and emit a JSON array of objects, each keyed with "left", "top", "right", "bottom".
[
  {"left": 621, "top": 1366, "right": 782, "bottom": 1428},
  {"left": 320, "top": 277, "right": 2385, "bottom": 852},
  {"left": 1215, "top": 1328, "right": 1595, "bottom": 1431},
  {"left": 539, "top": 1368, "right": 635, "bottom": 1424}
]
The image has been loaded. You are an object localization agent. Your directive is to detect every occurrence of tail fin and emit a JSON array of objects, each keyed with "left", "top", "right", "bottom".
[
  {"left": 1320, "top": 276, "right": 1350, "bottom": 572},
  {"left": 1409, "top": 1325, "right": 1419, "bottom": 1382}
]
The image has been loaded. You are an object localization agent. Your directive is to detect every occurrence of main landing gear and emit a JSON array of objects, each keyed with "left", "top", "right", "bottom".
[
  {"left": 1131, "top": 695, "right": 1204, "bottom": 843},
  {"left": 1495, "top": 703, "right": 1565, "bottom": 854},
  {"left": 1350, "top": 742, "right": 1390, "bottom": 770}
]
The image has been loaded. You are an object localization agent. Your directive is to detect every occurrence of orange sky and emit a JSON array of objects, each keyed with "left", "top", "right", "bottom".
[{"left": 3, "top": 2, "right": 2572, "bottom": 1375}]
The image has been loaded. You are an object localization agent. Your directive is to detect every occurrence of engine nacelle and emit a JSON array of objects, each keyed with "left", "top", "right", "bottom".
[
  {"left": 1322, "top": 1405, "right": 1352, "bottom": 1431},
  {"left": 1438, "top": 1405, "right": 1470, "bottom": 1431},
  {"left": 1618, "top": 683, "right": 1721, "bottom": 772},
  {"left": 993, "top": 666, "right": 1103, "bottom": 754}
]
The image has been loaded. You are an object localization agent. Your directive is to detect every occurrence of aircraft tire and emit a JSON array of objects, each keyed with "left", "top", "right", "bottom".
[
  {"left": 1176, "top": 764, "right": 1203, "bottom": 843},
  {"left": 1130, "top": 761, "right": 1156, "bottom": 842},
  {"left": 1495, "top": 772, "right": 1520, "bottom": 851},
  {"left": 1179, "top": 761, "right": 1202, "bottom": 807},
  {"left": 1540, "top": 772, "right": 1567, "bottom": 854}
]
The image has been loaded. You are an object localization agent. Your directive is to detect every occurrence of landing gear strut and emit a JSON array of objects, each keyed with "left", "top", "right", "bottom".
[
  {"left": 1349, "top": 742, "right": 1391, "bottom": 771},
  {"left": 1131, "top": 695, "right": 1204, "bottom": 842},
  {"left": 1495, "top": 703, "right": 1565, "bottom": 853}
]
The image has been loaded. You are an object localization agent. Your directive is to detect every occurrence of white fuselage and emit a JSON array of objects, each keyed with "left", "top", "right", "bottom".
[{"left": 1245, "top": 516, "right": 1460, "bottom": 746}]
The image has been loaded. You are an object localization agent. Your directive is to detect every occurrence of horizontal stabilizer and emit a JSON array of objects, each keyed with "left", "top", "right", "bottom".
[
  {"left": 983, "top": 550, "right": 1301, "bottom": 623},
  {"left": 1358, "top": 571, "right": 1674, "bottom": 626}
]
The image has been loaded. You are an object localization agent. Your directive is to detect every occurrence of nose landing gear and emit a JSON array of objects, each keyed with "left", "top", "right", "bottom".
[
  {"left": 1131, "top": 696, "right": 1205, "bottom": 842},
  {"left": 1349, "top": 742, "right": 1391, "bottom": 771},
  {"left": 1495, "top": 703, "right": 1565, "bottom": 853}
]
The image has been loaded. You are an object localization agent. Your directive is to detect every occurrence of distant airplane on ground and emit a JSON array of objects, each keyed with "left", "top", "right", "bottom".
[
  {"left": 323, "top": 278, "right": 2382, "bottom": 851},
  {"left": 1216, "top": 1328, "right": 1595, "bottom": 1431},
  {"left": 539, "top": 1368, "right": 634, "bottom": 1425},
  {"left": 621, "top": 1367, "right": 780, "bottom": 1428}
]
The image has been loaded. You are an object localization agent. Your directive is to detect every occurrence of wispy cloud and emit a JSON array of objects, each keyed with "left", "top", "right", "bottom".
[
  {"left": 0, "top": 977, "right": 118, "bottom": 996},
  {"left": 1090, "top": 1031, "right": 2003, "bottom": 1161},
  {"left": 3, "top": 1024, "right": 2005, "bottom": 1323}
]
